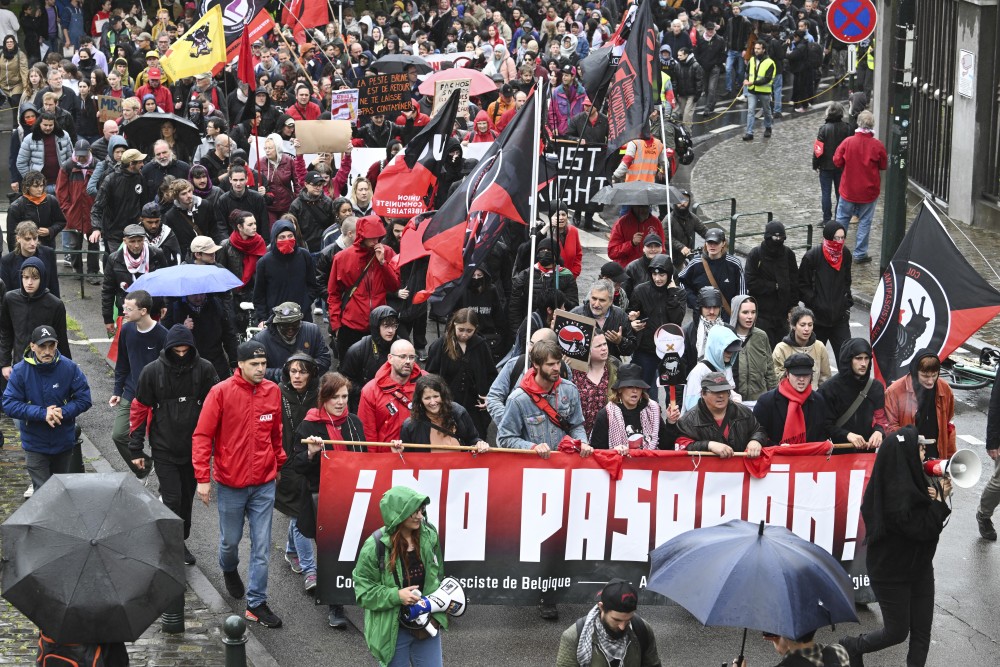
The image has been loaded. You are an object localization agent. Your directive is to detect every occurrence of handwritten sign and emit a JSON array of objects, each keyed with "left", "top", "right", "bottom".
[
  {"left": 330, "top": 89, "right": 359, "bottom": 122},
  {"left": 357, "top": 73, "right": 412, "bottom": 116},
  {"left": 432, "top": 78, "right": 470, "bottom": 118},
  {"left": 97, "top": 95, "right": 122, "bottom": 122}
]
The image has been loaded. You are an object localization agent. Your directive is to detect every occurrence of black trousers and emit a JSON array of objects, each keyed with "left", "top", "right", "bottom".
[
  {"left": 398, "top": 313, "right": 428, "bottom": 354},
  {"left": 336, "top": 326, "right": 368, "bottom": 362},
  {"left": 814, "top": 321, "right": 852, "bottom": 361},
  {"left": 757, "top": 313, "right": 790, "bottom": 350},
  {"left": 851, "top": 569, "right": 935, "bottom": 666},
  {"left": 155, "top": 458, "right": 197, "bottom": 540}
]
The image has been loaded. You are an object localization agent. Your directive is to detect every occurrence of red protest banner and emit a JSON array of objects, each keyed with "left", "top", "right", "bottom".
[{"left": 314, "top": 448, "right": 875, "bottom": 605}]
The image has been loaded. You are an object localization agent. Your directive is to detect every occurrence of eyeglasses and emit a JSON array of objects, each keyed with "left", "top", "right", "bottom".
[
  {"left": 289, "top": 368, "right": 310, "bottom": 375},
  {"left": 392, "top": 354, "right": 417, "bottom": 362}
]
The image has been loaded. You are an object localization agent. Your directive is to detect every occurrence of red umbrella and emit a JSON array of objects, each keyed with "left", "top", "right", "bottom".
[{"left": 417, "top": 68, "right": 498, "bottom": 96}]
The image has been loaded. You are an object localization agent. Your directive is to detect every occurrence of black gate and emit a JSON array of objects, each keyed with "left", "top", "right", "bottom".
[
  {"left": 908, "top": 0, "right": 957, "bottom": 201},
  {"left": 986, "top": 9, "right": 1000, "bottom": 201}
]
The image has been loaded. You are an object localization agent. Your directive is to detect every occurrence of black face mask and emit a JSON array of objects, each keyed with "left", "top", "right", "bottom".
[
  {"left": 470, "top": 276, "right": 485, "bottom": 290},
  {"left": 536, "top": 250, "right": 554, "bottom": 266}
]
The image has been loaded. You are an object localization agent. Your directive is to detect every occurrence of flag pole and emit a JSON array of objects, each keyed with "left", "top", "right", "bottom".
[
  {"left": 524, "top": 84, "right": 543, "bottom": 363},
  {"left": 659, "top": 110, "right": 673, "bottom": 266}
]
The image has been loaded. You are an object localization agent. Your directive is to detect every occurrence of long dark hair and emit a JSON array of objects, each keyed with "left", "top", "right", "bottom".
[
  {"left": 410, "top": 374, "right": 456, "bottom": 434},
  {"left": 443, "top": 307, "right": 478, "bottom": 361}
]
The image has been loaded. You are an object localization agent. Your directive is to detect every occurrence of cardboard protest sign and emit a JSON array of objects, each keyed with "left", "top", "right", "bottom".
[
  {"left": 432, "top": 77, "right": 470, "bottom": 118},
  {"left": 97, "top": 95, "right": 122, "bottom": 122},
  {"left": 294, "top": 120, "right": 352, "bottom": 154},
  {"left": 357, "top": 73, "right": 412, "bottom": 116},
  {"left": 329, "top": 89, "right": 359, "bottom": 122},
  {"left": 553, "top": 309, "right": 596, "bottom": 372},
  {"left": 538, "top": 142, "right": 612, "bottom": 208}
]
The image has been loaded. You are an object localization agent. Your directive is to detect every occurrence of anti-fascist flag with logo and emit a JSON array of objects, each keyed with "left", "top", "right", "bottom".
[
  {"left": 604, "top": 0, "right": 659, "bottom": 151},
  {"left": 373, "top": 89, "right": 462, "bottom": 219},
  {"left": 160, "top": 5, "right": 227, "bottom": 81},
  {"left": 870, "top": 201, "right": 1000, "bottom": 383},
  {"left": 579, "top": 1, "right": 633, "bottom": 99}
]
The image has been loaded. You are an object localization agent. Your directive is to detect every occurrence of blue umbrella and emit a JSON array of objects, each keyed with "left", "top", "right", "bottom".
[
  {"left": 740, "top": 6, "right": 779, "bottom": 23},
  {"left": 129, "top": 264, "right": 243, "bottom": 297},
  {"left": 648, "top": 520, "right": 857, "bottom": 659}
]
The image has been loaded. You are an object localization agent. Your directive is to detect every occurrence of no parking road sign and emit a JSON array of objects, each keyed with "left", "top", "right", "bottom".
[{"left": 827, "top": 0, "right": 878, "bottom": 44}]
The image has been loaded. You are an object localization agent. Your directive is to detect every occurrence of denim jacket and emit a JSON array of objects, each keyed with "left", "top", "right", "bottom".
[{"left": 497, "top": 380, "right": 588, "bottom": 449}]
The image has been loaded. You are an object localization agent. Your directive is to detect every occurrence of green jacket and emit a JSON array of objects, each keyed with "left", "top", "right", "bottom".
[
  {"left": 735, "top": 327, "right": 778, "bottom": 401},
  {"left": 352, "top": 486, "right": 448, "bottom": 665},
  {"left": 555, "top": 615, "right": 661, "bottom": 667}
]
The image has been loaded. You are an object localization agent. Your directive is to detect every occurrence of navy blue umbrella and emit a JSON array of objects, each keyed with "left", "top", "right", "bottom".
[
  {"left": 740, "top": 6, "right": 779, "bottom": 23},
  {"left": 648, "top": 519, "right": 857, "bottom": 655}
]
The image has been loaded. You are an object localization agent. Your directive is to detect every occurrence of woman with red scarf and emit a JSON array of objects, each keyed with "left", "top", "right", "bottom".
[
  {"left": 752, "top": 353, "right": 833, "bottom": 446},
  {"left": 294, "top": 371, "right": 366, "bottom": 628},
  {"left": 798, "top": 220, "right": 854, "bottom": 359}
]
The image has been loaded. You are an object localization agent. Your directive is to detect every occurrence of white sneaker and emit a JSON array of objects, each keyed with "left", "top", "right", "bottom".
[
  {"left": 312, "top": 307, "right": 323, "bottom": 315},
  {"left": 736, "top": 95, "right": 746, "bottom": 102},
  {"left": 23, "top": 484, "right": 34, "bottom": 498}
]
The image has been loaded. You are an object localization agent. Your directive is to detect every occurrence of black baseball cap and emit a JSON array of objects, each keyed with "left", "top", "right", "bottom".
[
  {"left": 140, "top": 202, "right": 161, "bottom": 218},
  {"left": 705, "top": 228, "right": 726, "bottom": 243},
  {"left": 237, "top": 341, "right": 267, "bottom": 362},
  {"left": 643, "top": 233, "right": 663, "bottom": 247},
  {"left": 31, "top": 325, "right": 58, "bottom": 345},
  {"left": 600, "top": 261, "right": 626, "bottom": 282},
  {"left": 600, "top": 578, "right": 638, "bottom": 613}
]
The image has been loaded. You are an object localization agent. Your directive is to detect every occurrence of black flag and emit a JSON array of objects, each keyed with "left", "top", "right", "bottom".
[{"left": 604, "top": 0, "right": 659, "bottom": 151}]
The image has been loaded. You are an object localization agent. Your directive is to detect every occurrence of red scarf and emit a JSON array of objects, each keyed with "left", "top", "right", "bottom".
[
  {"left": 520, "top": 368, "right": 565, "bottom": 429},
  {"left": 822, "top": 239, "right": 844, "bottom": 270},
  {"left": 228, "top": 230, "right": 266, "bottom": 286},
  {"left": 304, "top": 407, "right": 351, "bottom": 450},
  {"left": 778, "top": 378, "right": 811, "bottom": 444}
]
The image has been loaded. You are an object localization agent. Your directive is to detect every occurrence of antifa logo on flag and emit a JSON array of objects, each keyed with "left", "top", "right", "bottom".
[
  {"left": 870, "top": 202, "right": 1000, "bottom": 383},
  {"left": 604, "top": 0, "right": 659, "bottom": 151}
]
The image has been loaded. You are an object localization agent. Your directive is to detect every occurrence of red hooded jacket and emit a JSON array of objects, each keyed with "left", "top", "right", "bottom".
[
  {"left": 192, "top": 371, "right": 285, "bottom": 488},
  {"left": 327, "top": 215, "right": 401, "bottom": 332},
  {"left": 607, "top": 211, "right": 665, "bottom": 268},
  {"left": 357, "top": 361, "right": 423, "bottom": 445},
  {"left": 467, "top": 110, "right": 498, "bottom": 143}
]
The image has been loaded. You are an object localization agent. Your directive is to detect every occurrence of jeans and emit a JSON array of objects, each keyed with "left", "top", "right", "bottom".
[
  {"left": 217, "top": 481, "right": 276, "bottom": 608},
  {"left": 745, "top": 91, "right": 772, "bottom": 136},
  {"left": 978, "top": 456, "right": 1000, "bottom": 520},
  {"left": 772, "top": 73, "right": 783, "bottom": 113},
  {"left": 632, "top": 350, "right": 661, "bottom": 402},
  {"left": 835, "top": 199, "right": 877, "bottom": 259},
  {"left": 62, "top": 229, "right": 101, "bottom": 275},
  {"left": 725, "top": 50, "right": 745, "bottom": 93},
  {"left": 156, "top": 458, "right": 196, "bottom": 540},
  {"left": 25, "top": 448, "right": 75, "bottom": 490},
  {"left": 385, "top": 628, "right": 443, "bottom": 667},
  {"left": 818, "top": 169, "right": 842, "bottom": 222},
  {"left": 286, "top": 518, "right": 317, "bottom": 576},
  {"left": 113, "top": 399, "right": 151, "bottom": 477},
  {"left": 848, "top": 571, "right": 935, "bottom": 666}
]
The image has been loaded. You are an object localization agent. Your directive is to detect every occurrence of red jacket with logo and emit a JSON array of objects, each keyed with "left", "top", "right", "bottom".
[
  {"left": 358, "top": 362, "right": 423, "bottom": 446},
  {"left": 192, "top": 371, "right": 285, "bottom": 487}
]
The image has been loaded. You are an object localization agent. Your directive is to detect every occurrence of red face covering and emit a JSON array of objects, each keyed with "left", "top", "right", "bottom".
[{"left": 276, "top": 238, "right": 296, "bottom": 254}]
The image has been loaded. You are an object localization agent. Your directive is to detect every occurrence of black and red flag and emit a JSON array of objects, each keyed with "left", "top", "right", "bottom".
[
  {"left": 579, "top": 1, "right": 635, "bottom": 99},
  {"left": 604, "top": 0, "right": 660, "bottom": 151},
  {"left": 870, "top": 201, "right": 1000, "bottom": 383},
  {"left": 373, "top": 89, "right": 461, "bottom": 219}
]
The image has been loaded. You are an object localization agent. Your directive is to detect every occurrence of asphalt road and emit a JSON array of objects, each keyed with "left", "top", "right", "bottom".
[{"left": 55, "top": 235, "right": 1000, "bottom": 667}]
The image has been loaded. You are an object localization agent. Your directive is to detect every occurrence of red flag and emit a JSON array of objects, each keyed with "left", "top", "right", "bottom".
[
  {"left": 236, "top": 35, "right": 255, "bottom": 92},
  {"left": 282, "top": 0, "right": 328, "bottom": 42},
  {"left": 373, "top": 90, "right": 462, "bottom": 219},
  {"left": 870, "top": 202, "right": 1000, "bottom": 383}
]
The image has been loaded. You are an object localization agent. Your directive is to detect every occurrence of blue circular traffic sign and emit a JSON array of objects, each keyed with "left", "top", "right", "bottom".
[{"left": 826, "top": 0, "right": 878, "bottom": 44}]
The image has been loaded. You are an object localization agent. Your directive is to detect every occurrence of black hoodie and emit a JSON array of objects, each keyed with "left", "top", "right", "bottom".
[
  {"left": 339, "top": 305, "right": 398, "bottom": 412},
  {"left": 630, "top": 254, "right": 688, "bottom": 355},
  {"left": 275, "top": 351, "right": 319, "bottom": 517},
  {"left": 818, "top": 338, "right": 888, "bottom": 443},
  {"left": 161, "top": 294, "right": 239, "bottom": 382},
  {"left": 0, "top": 256, "right": 70, "bottom": 368},
  {"left": 252, "top": 219, "right": 319, "bottom": 324},
  {"left": 128, "top": 324, "right": 220, "bottom": 464}
]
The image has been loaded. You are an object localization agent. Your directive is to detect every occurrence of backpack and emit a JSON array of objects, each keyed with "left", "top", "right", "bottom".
[
  {"left": 575, "top": 613, "right": 651, "bottom": 658},
  {"left": 36, "top": 634, "right": 129, "bottom": 667}
]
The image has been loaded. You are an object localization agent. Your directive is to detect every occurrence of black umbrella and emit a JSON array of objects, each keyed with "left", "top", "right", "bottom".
[
  {"left": 592, "top": 182, "right": 687, "bottom": 207},
  {"left": 1, "top": 473, "right": 185, "bottom": 643},
  {"left": 371, "top": 54, "right": 432, "bottom": 75},
  {"left": 120, "top": 112, "right": 202, "bottom": 160}
]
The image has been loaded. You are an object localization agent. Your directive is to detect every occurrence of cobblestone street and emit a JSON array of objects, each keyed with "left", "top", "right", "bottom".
[
  {"left": 0, "top": 419, "right": 227, "bottom": 665},
  {"left": 691, "top": 104, "right": 1000, "bottom": 345}
]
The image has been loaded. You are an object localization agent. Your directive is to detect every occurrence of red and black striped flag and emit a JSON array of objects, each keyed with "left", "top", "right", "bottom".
[{"left": 605, "top": 0, "right": 660, "bottom": 151}]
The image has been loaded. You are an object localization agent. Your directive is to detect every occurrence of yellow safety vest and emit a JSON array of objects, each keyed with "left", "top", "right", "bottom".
[
  {"left": 625, "top": 138, "right": 663, "bottom": 183},
  {"left": 660, "top": 71, "right": 673, "bottom": 106},
  {"left": 747, "top": 56, "right": 776, "bottom": 94}
]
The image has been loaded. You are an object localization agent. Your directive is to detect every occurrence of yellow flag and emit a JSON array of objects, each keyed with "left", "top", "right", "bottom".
[{"left": 160, "top": 5, "right": 227, "bottom": 81}]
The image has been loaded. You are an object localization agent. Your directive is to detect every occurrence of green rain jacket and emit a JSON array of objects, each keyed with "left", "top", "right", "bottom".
[{"left": 352, "top": 486, "right": 448, "bottom": 665}]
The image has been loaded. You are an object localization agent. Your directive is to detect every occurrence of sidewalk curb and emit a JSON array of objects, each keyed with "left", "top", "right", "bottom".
[{"left": 79, "top": 432, "right": 280, "bottom": 667}]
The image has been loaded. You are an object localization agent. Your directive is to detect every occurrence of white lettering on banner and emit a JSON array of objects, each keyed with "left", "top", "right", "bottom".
[
  {"left": 338, "top": 469, "right": 377, "bottom": 561},
  {"left": 520, "top": 469, "right": 565, "bottom": 561},
  {"left": 565, "top": 469, "right": 610, "bottom": 560},
  {"left": 521, "top": 576, "right": 572, "bottom": 592},
  {"left": 611, "top": 470, "right": 652, "bottom": 561},
  {"left": 338, "top": 144, "right": 493, "bottom": 190},
  {"left": 654, "top": 471, "right": 697, "bottom": 545},
  {"left": 791, "top": 472, "right": 837, "bottom": 553},
  {"left": 444, "top": 468, "right": 489, "bottom": 561},
  {"left": 337, "top": 463, "right": 868, "bottom": 563},
  {"left": 701, "top": 472, "right": 745, "bottom": 526}
]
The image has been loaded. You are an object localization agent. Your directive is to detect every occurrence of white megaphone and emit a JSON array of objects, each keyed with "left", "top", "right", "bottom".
[
  {"left": 923, "top": 449, "right": 983, "bottom": 489},
  {"left": 400, "top": 577, "right": 467, "bottom": 637}
]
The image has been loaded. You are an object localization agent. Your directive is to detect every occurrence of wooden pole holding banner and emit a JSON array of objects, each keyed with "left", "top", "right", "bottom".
[
  {"left": 523, "top": 79, "right": 543, "bottom": 366},
  {"left": 302, "top": 440, "right": 540, "bottom": 454},
  {"left": 685, "top": 443, "right": 863, "bottom": 457}
]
